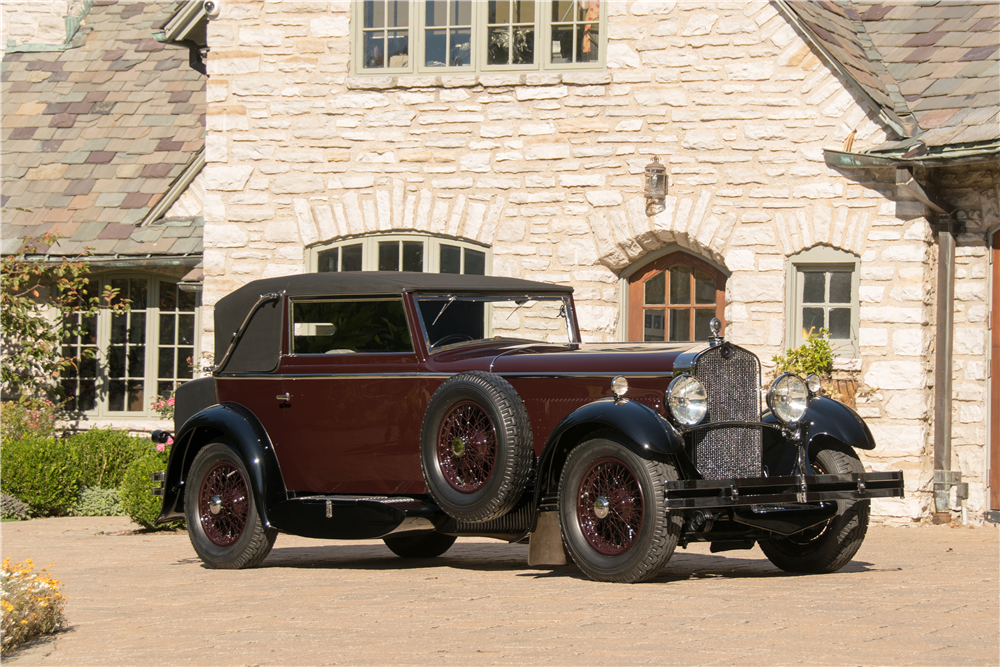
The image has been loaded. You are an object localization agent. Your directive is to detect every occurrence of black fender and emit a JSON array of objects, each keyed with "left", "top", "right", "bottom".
[
  {"left": 532, "top": 398, "right": 685, "bottom": 517},
  {"left": 154, "top": 402, "right": 286, "bottom": 529},
  {"left": 762, "top": 396, "right": 876, "bottom": 476}
]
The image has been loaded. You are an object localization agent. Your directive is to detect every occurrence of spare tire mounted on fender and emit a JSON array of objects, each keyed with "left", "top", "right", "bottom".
[{"left": 420, "top": 371, "right": 533, "bottom": 522}]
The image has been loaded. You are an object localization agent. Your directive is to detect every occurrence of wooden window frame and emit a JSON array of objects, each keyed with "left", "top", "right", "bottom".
[{"left": 627, "top": 253, "right": 726, "bottom": 343}]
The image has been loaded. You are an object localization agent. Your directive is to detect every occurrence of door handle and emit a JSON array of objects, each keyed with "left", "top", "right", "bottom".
[{"left": 276, "top": 393, "right": 291, "bottom": 402}]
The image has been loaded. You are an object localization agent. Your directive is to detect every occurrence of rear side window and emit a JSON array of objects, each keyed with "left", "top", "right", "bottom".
[{"left": 291, "top": 299, "right": 413, "bottom": 354}]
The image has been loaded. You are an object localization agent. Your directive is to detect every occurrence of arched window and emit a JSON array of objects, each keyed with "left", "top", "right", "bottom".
[
  {"left": 627, "top": 252, "right": 727, "bottom": 343},
  {"left": 308, "top": 233, "right": 491, "bottom": 275}
]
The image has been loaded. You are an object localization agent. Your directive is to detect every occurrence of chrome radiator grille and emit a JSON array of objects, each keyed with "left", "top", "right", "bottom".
[{"left": 691, "top": 344, "right": 762, "bottom": 480}]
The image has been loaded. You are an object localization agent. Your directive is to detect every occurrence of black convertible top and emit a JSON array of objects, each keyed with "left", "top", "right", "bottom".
[{"left": 214, "top": 272, "right": 573, "bottom": 374}]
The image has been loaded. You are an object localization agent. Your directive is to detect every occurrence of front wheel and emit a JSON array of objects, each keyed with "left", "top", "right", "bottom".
[
  {"left": 185, "top": 442, "right": 277, "bottom": 569},
  {"left": 558, "top": 433, "right": 682, "bottom": 583},
  {"left": 759, "top": 443, "right": 870, "bottom": 573}
]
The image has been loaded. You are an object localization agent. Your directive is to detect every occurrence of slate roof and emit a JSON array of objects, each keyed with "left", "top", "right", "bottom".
[
  {"left": 0, "top": 0, "right": 205, "bottom": 259},
  {"left": 783, "top": 0, "right": 1000, "bottom": 150}
]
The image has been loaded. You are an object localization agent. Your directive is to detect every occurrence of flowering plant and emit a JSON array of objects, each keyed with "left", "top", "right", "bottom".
[
  {"left": 1, "top": 558, "right": 65, "bottom": 654},
  {"left": 150, "top": 394, "right": 175, "bottom": 420}
]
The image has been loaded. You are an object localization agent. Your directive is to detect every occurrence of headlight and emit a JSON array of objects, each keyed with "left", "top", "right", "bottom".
[
  {"left": 666, "top": 374, "right": 707, "bottom": 426},
  {"left": 805, "top": 373, "right": 822, "bottom": 394},
  {"left": 768, "top": 373, "right": 809, "bottom": 423}
]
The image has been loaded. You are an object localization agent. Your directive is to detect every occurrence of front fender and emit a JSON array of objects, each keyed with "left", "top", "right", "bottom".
[
  {"left": 530, "top": 399, "right": 685, "bottom": 519},
  {"left": 805, "top": 396, "right": 876, "bottom": 451},
  {"left": 155, "top": 402, "right": 287, "bottom": 529}
]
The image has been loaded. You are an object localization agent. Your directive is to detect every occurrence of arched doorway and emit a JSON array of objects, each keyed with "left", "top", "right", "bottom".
[{"left": 627, "top": 252, "right": 726, "bottom": 343}]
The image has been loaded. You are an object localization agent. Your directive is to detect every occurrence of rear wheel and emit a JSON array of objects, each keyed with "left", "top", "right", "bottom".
[
  {"left": 759, "top": 443, "right": 870, "bottom": 573},
  {"left": 185, "top": 442, "right": 277, "bottom": 569},
  {"left": 558, "top": 433, "right": 682, "bottom": 583},
  {"left": 383, "top": 532, "right": 457, "bottom": 558}
]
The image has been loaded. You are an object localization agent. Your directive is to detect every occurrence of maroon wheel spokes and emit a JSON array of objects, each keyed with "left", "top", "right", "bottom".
[
  {"left": 577, "top": 457, "right": 644, "bottom": 556},
  {"left": 437, "top": 400, "right": 497, "bottom": 493},
  {"left": 199, "top": 461, "right": 250, "bottom": 547}
]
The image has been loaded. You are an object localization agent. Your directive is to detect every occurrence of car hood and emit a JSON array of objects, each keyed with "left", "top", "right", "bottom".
[{"left": 484, "top": 341, "right": 698, "bottom": 375}]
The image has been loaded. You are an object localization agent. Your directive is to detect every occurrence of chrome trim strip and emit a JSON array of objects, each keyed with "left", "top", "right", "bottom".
[{"left": 217, "top": 371, "right": 673, "bottom": 381}]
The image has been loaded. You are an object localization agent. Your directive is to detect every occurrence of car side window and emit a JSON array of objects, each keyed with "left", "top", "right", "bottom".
[{"left": 291, "top": 298, "right": 413, "bottom": 354}]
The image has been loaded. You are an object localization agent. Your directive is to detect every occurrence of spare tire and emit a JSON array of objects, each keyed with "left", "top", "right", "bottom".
[{"left": 420, "top": 371, "right": 533, "bottom": 522}]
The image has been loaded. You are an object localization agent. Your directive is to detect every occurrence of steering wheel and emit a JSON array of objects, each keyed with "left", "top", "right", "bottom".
[{"left": 432, "top": 333, "right": 473, "bottom": 347}]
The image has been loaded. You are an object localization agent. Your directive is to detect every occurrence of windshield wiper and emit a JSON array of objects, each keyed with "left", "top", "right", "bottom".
[
  {"left": 431, "top": 296, "right": 456, "bottom": 326},
  {"left": 507, "top": 298, "right": 529, "bottom": 321}
]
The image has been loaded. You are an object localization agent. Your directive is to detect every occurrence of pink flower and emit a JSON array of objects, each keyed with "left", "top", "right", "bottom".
[
  {"left": 166, "top": 436, "right": 174, "bottom": 445},
  {"left": 167, "top": 398, "right": 174, "bottom": 406},
  {"left": 156, "top": 444, "right": 165, "bottom": 452}
]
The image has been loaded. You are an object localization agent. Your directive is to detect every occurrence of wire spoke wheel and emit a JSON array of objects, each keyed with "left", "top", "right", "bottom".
[
  {"left": 577, "top": 457, "right": 644, "bottom": 556},
  {"left": 437, "top": 400, "right": 498, "bottom": 493},
  {"left": 198, "top": 462, "right": 250, "bottom": 547}
]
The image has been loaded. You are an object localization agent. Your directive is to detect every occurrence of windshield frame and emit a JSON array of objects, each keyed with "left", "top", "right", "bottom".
[{"left": 413, "top": 294, "right": 580, "bottom": 351}]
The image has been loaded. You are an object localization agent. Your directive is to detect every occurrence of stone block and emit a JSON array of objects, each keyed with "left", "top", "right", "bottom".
[
  {"left": 864, "top": 361, "right": 927, "bottom": 390},
  {"left": 892, "top": 329, "right": 929, "bottom": 357},
  {"left": 726, "top": 62, "right": 773, "bottom": 81},
  {"left": 860, "top": 307, "right": 928, "bottom": 325},
  {"left": 557, "top": 237, "right": 599, "bottom": 266},
  {"left": 205, "top": 224, "right": 248, "bottom": 248},
  {"left": 682, "top": 131, "right": 723, "bottom": 150},
  {"left": 559, "top": 174, "right": 606, "bottom": 187},
  {"left": 954, "top": 328, "right": 985, "bottom": 356},
  {"left": 607, "top": 44, "right": 641, "bottom": 68},
  {"left": 586, "top": 191, "right": 623, "bottom": 207},
  {"left": 515, "top": 86, "right": 568, "bottom": 101},
  {"left": 859, "top": 328, "right": 887, "bottom": 347},
  {"left": 859, "top": 286, "right": 884, "bottom": 303},
  {"left": 273, "top": 174, "right": 324, "bottom": 194},
  {"left": 728, "top": 275, "right": 782, "bottom": 303},
  {"left": 576, "top": 304, "right": 618, "bottom": 333},
  {"left": 882, "top": 244, "right": 928, "bottom": 263}
]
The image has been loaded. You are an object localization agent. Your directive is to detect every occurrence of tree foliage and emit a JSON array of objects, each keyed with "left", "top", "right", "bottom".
[{"left": 0, "top": 234, "right": 125, "bottom": 402}]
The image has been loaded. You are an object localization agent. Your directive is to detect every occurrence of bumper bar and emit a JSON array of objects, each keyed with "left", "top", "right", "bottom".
[{"left": 664, "top": 471, "right": 904, "bottom": 510}]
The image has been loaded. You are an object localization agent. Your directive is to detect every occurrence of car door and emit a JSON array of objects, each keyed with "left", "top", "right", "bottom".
[{"left": 273, "top": 296, "right": 433, "bottom": 495}]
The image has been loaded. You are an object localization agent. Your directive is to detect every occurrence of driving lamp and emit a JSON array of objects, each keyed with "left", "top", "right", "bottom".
[
  {"left": 666, "top": 374, "right": 707, "bottom": 426},
  {"left": 806, "top": 373, "right": 822, "bottom": 395},
  {"left": 767, "top": 373, "right": 809, "bottom": 424},
  {"left": 611, "top": 375, "right": 629, "bottom": 400}
]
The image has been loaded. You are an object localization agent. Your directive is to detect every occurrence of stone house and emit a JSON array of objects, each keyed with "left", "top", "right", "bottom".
[
  {"left": 5, "top": 1, "right": 996, "bottom": 523},
  {"left": 1, "top": 1, "right": 207, "bottom": 429}
]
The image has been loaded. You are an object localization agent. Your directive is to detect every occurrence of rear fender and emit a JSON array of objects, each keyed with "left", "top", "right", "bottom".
[
  {"left": 155, "top": 403, "right": 286, "bottom": 528},
  {"left": 534, "top": 398, "right": 685, "bottom": 509}
]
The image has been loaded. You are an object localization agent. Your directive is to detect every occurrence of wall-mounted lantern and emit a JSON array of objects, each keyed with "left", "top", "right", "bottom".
[{"left": 644, "top": 157, "right": 668, "bottom": 216}]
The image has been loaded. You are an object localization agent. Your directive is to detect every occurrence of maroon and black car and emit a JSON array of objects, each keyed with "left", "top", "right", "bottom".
[{"left": 152, "top": 272, "right": 903, "bottom": 583}]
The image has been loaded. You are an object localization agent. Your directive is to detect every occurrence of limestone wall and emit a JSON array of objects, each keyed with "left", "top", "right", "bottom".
[
  {"left": 0, "top": 1, "right": 83, "bottom": 53},
  {"left": 198, "top": 0, "right": 993, "bottom": 520}
]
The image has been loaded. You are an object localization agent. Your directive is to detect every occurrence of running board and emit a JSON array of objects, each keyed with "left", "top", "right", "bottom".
[{"left": 268, "top": 495, "right": 442, "bottom": 540}]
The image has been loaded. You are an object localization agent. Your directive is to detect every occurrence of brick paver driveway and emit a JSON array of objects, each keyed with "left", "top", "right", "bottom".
[{"left": 2, "top": 516, "right": 997, "bottom": 666}]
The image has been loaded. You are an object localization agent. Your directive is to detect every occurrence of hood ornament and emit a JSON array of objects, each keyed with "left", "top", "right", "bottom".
[{"left": 708, "top": 317, "right": 723, "bottom": 347}]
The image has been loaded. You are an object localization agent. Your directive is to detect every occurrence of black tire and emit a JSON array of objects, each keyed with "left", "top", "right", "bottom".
[
  {"left": 420, "top": 371, "right": 533, "bottom": 522},
  {"left": 558, "top": 433, "right": 682, "bottom": 583},
  {"left": 383, "top": 532, "right": 457, "bottom": 558},
  {"left": 759, "top": 443, "right": 870, "bottom": 574},
  {"left": 185, "top": 442, "right": 278, "bottom": 569}
]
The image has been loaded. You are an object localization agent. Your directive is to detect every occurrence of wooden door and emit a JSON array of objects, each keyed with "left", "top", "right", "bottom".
[{"left": 628, "top": 253, "right": 726, "bottom": 343}]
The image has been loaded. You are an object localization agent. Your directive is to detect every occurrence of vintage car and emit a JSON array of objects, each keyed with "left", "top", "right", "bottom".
[{"left": 152, "top": 272, "right": 904, "bottom": 583}]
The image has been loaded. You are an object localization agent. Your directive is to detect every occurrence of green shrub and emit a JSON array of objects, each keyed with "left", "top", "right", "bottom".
[
  {"left": 1, "top": 559, "right": 66, "bottom": 654},
  {"left": 0, "top": 492, "right": 32, "bottom": 521},
  {"left": 771, "top": 327, "right": 835, "bottom": 379},
  {"left": 0, "top": 436, "right": 83, "bottom": 516},
  {"left": 74, "top": 487, "right": 123, "bottom": 517},
  {"left": 70, "top": 428, "right": 149, "bottom": 489},
  {"left": 120, "top": 450, "right": 182, "bottom": 530},
  {"left": 0, "top": 398, "right": 57, "bottom": 444}
]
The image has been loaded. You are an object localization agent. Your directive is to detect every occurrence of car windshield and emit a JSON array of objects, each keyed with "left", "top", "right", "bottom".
[{"left": 414, "top": 295, "right": 576, "bottom": 349}]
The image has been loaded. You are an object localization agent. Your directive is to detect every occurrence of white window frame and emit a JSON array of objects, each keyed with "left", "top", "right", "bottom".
[
  {"left": 351, "top": 0, "right": 607, "bottom": 76},
  {"left": 308, "top": 232, "right": 492, "bottom": 275},
  {"left": 784, "top": 246, "right": 860, "bottom": 358},
  {"left": 62, "top": 273, "right": 202, "bottom": 419}
]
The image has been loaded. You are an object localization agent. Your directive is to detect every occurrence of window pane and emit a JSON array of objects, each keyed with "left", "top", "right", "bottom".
[
  {"left": 129, "top": 312, "right": 145, "bottom": 344},
  {"left": 109, "top": 346, "right": 125, "bottom": 378},
  {"left": 669, "top": 309, "right": 690, "bottom": 342},
  {"left": 829, "top": 308, "right": 851, "bottom": 339},
  {"left": 82, "top": 314, "right": 97, "bottom": 344},
  {"left": 387, "top": 31, "right": 409, "bottom": 67},
  {"left": 292, "top": 300, "right": 413, "bottom": 353},
  {"left": 379, "top": 241, "right": 400, "bottom": 271},
  {"left": 644, "top": 272, "right": 665, "bottom": 305},
  {"left": 513, "top": 27, "right": 534, "bottom": 64},
  {"left": 365, "top": 0, "right": 386, "bottom": 28},
  {"left": 454, "top": 0, "right": 471, "bottom": 24},
  {"left": 669, "top": 265, "right": 691, "bottom": 305},
  {"left": 389, "top": 0, "right": 408, "bottom": 27},
  {"left": 318, "top": 247, "right": 339, "bottom": 272},
  {"left": 127, "top": 345, "right": 145, "bottom": 377},
  {"left": 127, "top": 380, "right": 144, "bottom": 412},
  {"left": 109, "top": 381, "right": 125, "bottom": 412},
  {"left": 694, "top": 309, "right": 714, "bottom": 341},
  {"left": 178, "top": 347, "right": 194, "bottom": 378},
  {"left": 643, "top": 309, "right": 664, "bottom": 342},
  {"left": 440, "top": 244, "right": 461, "bottom": 274},
  {"left": 425, "top": 29, "right": 447, "bottom": 66},
  {"left": 402, "top": 241, "right": 424, "bottom": 272},
  {"left": 464, "top": 248, "right": 486, "bottom": 275},
  {"left": 551, "top": 23, "right": 574, "bottom": 63},
  {"left": 802, "top": 307, "right": 824, "bottom": 337},
  {"left": 159, "top": 348, "right": 174, "bottom": 379},
  {"left": 342, "top": 244, "right": 363, "bottom": 271},
  {"left": 160, "top": 313, "right": 176, "bottom": 345},
  {"left": 802, "top": 272, "right": 825, "bottom": 303},
  {"left": 426, "top": 0, "right": 446, "bottom": 26},
  {"left": 694, "top": 270, "right": 716, "bottom": 305},
  {"left": 179, "top": 288, "right": 196, "bottom": 311},
  {"left": 111, "top": 313, "right": 126, "bottom": 344},
  {"left": 829, "top": 271, "right": 852, "bottom": 303},
  {"left": 178, "top": 314, "right": 195, "bottom": 345},
  {"left": 131, "top": 278, "right": 147, "bottom": 309},
  {"left": 160, "top": 284, "right": 177, "bottom": 311}
]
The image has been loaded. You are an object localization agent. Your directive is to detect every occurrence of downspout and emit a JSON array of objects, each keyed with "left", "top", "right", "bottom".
[{"left": 895, "top": 168, "right": 964, "bottom": 521}]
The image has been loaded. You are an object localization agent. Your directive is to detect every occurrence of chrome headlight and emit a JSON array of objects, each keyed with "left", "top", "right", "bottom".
[
  {"left": 805, "top": 373, "right": 822, "bottom": 395},
  {"left": 768, "top": 373, "right": 809, "bottom": 423},
  {"left": 666, "top": 374, "right": 707, "bottom": 426}
]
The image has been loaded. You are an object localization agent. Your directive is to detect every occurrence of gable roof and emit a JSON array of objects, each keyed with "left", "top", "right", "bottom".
[
  {"left": 1, "top": 0, "right": 205, "bottom": 259},
  {"left": 779, "top": 0, "right": 999, "bottom": 160}
]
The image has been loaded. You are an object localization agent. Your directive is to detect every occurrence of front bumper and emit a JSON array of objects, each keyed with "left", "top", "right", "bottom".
[{"left": 664, "top": 471, "right": 904, "bottom": 510}]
